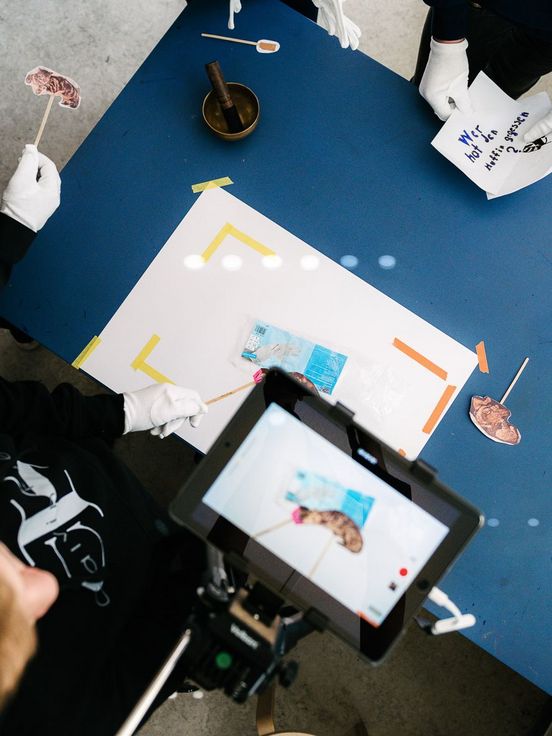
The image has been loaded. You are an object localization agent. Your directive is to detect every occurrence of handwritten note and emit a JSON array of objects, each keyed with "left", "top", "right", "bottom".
[{"left": 432, "top": 73, "right": 552, "bottom": 198}]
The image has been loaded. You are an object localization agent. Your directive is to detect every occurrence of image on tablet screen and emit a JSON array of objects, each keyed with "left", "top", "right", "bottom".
[{"left": 203, "top": 403, "right": 449, "bottom": 627}]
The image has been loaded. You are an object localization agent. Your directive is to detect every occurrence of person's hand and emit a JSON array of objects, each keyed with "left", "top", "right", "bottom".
[
  {"left": 313, "top": 0, "right": 361, "bottom": 50},
  {"left": 123, "top": 384, "right": 208, "bottom": 438},
  {"left": 523, "top": 110, "right": 552, "bottom": 143},
  {"left": 419, "top": 38, "right": 472, "bottom": 121},
  {"left": 0, "top": 144, "right": 61, "bottom": 232},
  {"left": 228, "top": 0, "right": 242, "bottom": 30}
]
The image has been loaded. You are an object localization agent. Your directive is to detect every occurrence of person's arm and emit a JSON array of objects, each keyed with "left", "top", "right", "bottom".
[
  {"left": 0, "top": 377, "right": 209, "bottom": 443},
  {"left": 419, "top": 1, "right": 472, "bottom": 121},
  {"left": 0, "top": 376, "right": 125, "bottom": 442},
  {"left": 0, "top": 144, "right": 61, "bottom": 286},
  {"left": 0, "top": 214, "right": 36, "bottom": 287},
  {"left": 423, "top": 0, "right": 468, "bottom": 42}
]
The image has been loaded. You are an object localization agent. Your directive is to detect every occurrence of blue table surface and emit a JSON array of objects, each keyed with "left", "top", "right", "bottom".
[{"left": 2, "top": 0, "right": 550, "bottom": 692}]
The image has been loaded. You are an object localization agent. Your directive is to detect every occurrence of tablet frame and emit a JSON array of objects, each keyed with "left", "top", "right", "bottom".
[{"left": 170, "top": 369, "right": 483, "bottom": 663}]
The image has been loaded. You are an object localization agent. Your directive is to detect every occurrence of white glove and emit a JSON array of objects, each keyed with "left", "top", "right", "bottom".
[
  {"left": 313, "top": 0, "right": 361, "bottom": 50},
  {"left": 228, "top": 0, "right": 242, "bottom": 30},
  {"left": 0, "top": 144, "right": 61, "bottom": 232},
  {"left": 123, "top": 384, "right": 208, "bottom": 438},
  {"left": 419, "top": 38, "right": 473, "bottom": 121},
  {"left": 524, "top": 110, "right": 552, "bottom": 143}
]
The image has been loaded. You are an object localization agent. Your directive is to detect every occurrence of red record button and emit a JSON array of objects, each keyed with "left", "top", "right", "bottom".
[{"left": 399, "top": 568, "right": 408, "bottom": 577}]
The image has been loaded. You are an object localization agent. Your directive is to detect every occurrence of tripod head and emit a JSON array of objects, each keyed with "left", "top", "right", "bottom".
[
  {"left": 115, "top": 549, "right": 326, "bottom": 736},
  {"left": 183, "top": 548, "right": 326, "bottom": 702}
]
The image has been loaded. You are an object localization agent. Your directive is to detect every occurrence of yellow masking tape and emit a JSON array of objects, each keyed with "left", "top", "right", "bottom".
[
  {"left": 201, "top": 223, "right": 276, "bottom": 262},
  {"left": 131, "top": 334, "right": 174, "bottom": 384},
  {"left": 191, "top": 177, "right": 233, "bottom": 193},
  {"left": 72, "top": 336, "right": 101, "bottom": 369}
]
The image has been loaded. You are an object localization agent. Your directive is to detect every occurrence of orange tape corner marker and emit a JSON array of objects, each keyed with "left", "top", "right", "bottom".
[
  {"left": 475, "top": 340, "right": 489, "bottom": 374},
  {"left": 393, "top": 337, "right": 448, "bottom": 381},
  {"left": 422, "top": 384, "right": 457, "bottom": 435},
  {"left": 357, "top": 611, "right": 379, "bottom": 628},
  {"left": 398, "top": 448, "right": 407, "bottom": 457}
]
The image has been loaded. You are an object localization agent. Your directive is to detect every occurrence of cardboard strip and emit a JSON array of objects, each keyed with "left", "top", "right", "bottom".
[
  {"left": 131, "top": 334, "right": 174, "bottom": 384},
  {"left": 422, "top": 384, "right": 457, "bottom": 434},
  {"left": 201, "top": 222, "right": 276, "bottom": 262},
  {"left": 72, "top": 335, "right": 101, "bottom": 369},
  {"left": 475, "top": 340, "right": 489, "bottom": 373},
  {"left": 393, "top": 337, "right": 448, "bottom": 380},
  {"left": 191, "top": 176, "right": 233, "bottom": 193}
]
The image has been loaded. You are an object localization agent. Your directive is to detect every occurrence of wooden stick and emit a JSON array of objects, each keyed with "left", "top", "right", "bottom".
[
  {"left": 34, "top": 94, "right": 55, "bottom": 147},
  {"left": 500, "top": 357, "right": 529, "bottom": 404},
  {"left": 253, "top": 518, "right": 293, "bottom": 540},
  {"left": 308, "top": 535, "right": 334, "bottom": 578},
  {"left": 205, "top": 379, "right": 256, "bottom": 405},
  {"left": 201, "top": 32, "right": 257, "bottom": 46}
]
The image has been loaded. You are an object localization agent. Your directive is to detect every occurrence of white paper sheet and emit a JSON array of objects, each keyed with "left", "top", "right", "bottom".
[
  {"left": 82, "top": 188, "right": 477, "bottom": 458},
  {"left": 432, "top": 73, "right": 552, "bottom": 197}
]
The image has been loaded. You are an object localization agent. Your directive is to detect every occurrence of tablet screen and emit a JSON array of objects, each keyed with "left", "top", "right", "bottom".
[
  {"left": 203, "top": 403, "right": 449, "bottom": 628},
  {"left": 171, "top": 369, "right": 482, "bottom": 661}
]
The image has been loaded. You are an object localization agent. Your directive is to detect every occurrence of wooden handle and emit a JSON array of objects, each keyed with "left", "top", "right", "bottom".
[
  {"left": 34, "top": 94, "right": 55, "bottom": 147},
  {"left": 205, "top": 60, "right": 234, "bottom": 109},
  {"left": 206, "top": 380, "right": 256, "bottom": 405},
  {"left": 202, "top": 33, "right": 257, "bottom": 46},
  {"left": 500, "top": 357, "right": 529, "bottom": 405}
]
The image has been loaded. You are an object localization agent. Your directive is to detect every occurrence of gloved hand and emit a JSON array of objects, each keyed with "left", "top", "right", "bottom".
[
  {"left": 523, "top": 110, "right": 552, "bottom": 143},
  {"left": 419, "top": 38, "right": 473, "bottom": 121},
  {"left": 123, "top": 383, "right": 208, "bottom": 438},
  {"left": 0, "top": 144, "right": 61, "bottom": 232},
  {"left": 313, "top": 0, "right": 361, "bottom": 50},
  {"left": 228, "top": 0, "right": 242, "bottom": 30}
]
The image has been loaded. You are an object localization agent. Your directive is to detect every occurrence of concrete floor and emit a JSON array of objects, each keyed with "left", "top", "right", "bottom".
[{"left": 1, "top": 1, "right": 551, "bottom": 734}]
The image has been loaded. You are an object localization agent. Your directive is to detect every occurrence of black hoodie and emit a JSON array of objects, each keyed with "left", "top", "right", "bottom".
[{"left": 0, "top": 214, "right": 202, "bottom": 735}]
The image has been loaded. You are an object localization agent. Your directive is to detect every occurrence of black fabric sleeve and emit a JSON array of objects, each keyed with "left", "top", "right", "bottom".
[
  {"left": 423, "top": 0, "right": 468, "bottom": 40},
  {"left": 0, "top": 213, "right": 36, "bottom": 286},
  {"left": 0, "top": 376, "right": 125, "bottom": 442}
]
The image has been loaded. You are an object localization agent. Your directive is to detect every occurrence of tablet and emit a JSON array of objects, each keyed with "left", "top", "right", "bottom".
[{"left": 170, "top": 369, "right": 483, "bottom": 662}]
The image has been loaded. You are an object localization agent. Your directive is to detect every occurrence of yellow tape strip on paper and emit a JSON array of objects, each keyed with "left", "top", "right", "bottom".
[
  {"left": 72, "top": 336, "right": 101, "bottom": 369},
  {"left": 201, "top": 223, "right": 276, "bottom": 262},
  {"left": 191, "top": 177, "right": 233, "bottom": 193},
  {"left": 131, "top": 334, "right": 174, "bottom": 384}
]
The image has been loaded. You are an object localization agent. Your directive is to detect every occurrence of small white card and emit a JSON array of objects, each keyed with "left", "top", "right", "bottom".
[{"left": 432, "top": 72, "right": 552, "bottom": 198}]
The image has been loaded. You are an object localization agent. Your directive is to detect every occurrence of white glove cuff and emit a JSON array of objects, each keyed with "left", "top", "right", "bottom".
[
  {"left": 0, "top": 202, "right": 37, "bottom": 232},
  {"left": 430, "top": 37, "right": 468, "bottom": 57},
  {"left": 123, "top": 391, "right": 143, "bottom": 434}
]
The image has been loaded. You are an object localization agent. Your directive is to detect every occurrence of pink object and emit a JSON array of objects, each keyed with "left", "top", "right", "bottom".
[
  {"left": 25, "top": 66, "right": 81, "bottom": 109},
  {"left": 291, "top": 507, "right": 304, "bottom": 524},
  {"left": 253, "top": 368, "right": 267, "bottom": 384}
]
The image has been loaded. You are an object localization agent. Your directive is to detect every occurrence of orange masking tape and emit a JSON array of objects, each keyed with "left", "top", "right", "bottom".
[
  {"left": 393, "top": 338, "right": 448, "bottom": 381},
  {"left": 475, "top": 340, "right": 489, "bottom": 373},
  {"left": 422, "top": 384, "right": 457, "bottom": 434},
  {"left": 357, "top": 610, "right": 380, "bottom": 628}
]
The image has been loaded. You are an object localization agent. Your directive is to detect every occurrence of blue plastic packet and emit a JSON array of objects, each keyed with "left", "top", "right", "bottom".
[{"left": 241, "top": 320, "right": 347, "bottom": 394}]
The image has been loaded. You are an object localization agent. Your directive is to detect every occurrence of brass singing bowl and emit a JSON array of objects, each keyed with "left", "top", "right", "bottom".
[{"left": 202, "top": 83, "right": 260, "bottom": 141}]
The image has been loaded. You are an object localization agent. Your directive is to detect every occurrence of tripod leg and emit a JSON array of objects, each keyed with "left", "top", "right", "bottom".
[{"left": 257, "top": 683, "right": 276, "bottom": 735}]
